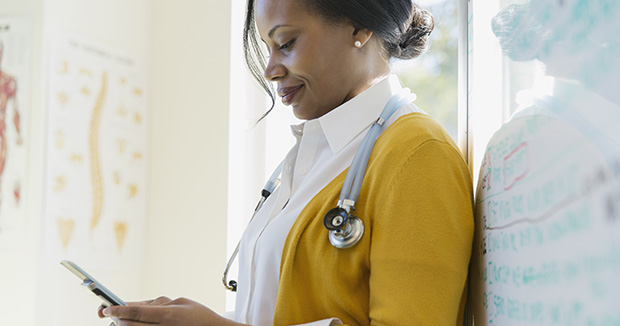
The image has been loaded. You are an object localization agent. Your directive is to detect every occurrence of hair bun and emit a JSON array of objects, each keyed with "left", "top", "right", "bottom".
[{"left": 390, "top": 4, "right": 435, "bottom": 60}]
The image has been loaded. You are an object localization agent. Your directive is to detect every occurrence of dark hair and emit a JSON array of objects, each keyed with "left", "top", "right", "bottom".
[{"left": 243, "top": 0, "right": 435, "bottom": 121}]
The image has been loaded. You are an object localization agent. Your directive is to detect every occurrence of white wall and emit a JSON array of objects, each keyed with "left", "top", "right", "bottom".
[
  {"left": 0, "top": 0, "right": 232, "bottom": 324},
  {"left": 0, "top": 1, "right": 44, "bottom": 325},
  {"left": 146, "top": 0, "right": 231, "bottom": 310}
]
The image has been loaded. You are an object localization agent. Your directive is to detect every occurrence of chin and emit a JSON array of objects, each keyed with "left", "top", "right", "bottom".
[
  {"left": 292, "top": 105, "right": 311, "bottom": 120},
  {"left": 292, "top": 104, "right": 330, "bottom": 121}
]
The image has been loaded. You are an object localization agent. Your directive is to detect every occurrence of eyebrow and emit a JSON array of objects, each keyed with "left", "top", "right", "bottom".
[{"left": 268, "top": 24, "right": 290, "bottom": 38}]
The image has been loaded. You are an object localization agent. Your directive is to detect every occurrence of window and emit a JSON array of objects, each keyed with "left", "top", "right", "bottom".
[
  {"left": 394, "top": 0, "right": 459, "bottom": 141},
  {"left": 470, "top": 0, "right": 547, "bottom": 185}
]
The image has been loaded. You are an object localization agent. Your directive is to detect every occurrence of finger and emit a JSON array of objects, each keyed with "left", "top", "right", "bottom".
[
  {"left": 102, "top": 305, "right": 165, "bottom": 323},
  {"left": 126, "top": 300, "right": 154, "bottom": 306},
  {"left": 148, "top": 296, "right": 172, "bottom": 305},
  {"left": 100, "top": 303, "right": 141, "bottom": 318},
  {"left": 111, "top": 316, "right": 154, "bottom": 326},
  {"left": 124, "top": 296, "right": 171, "bottom": 307},
  {"left": 162, "top": 297, "right": 190, "bottom": 306},
  {"left": 98, "top": 305, "right": 106, "bottom": 318},
  {"left": 125, "top": 300, "right": 156, "bottom": 306},
  {"left": 101, "top": 297, "right": 171, "bottom": 321}
]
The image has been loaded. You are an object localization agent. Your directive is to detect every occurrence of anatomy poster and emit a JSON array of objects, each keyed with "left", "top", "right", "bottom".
[
  {"left": 0, "top": 17, "right": 31, "bottom": 250},
  {"left": 44, "top": 36, "right": 146, "bottom": 264}
]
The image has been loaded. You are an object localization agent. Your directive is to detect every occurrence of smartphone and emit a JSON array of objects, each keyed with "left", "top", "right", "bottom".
[{"left": 60, "top": 260, "right": 127, "bottom": 307}]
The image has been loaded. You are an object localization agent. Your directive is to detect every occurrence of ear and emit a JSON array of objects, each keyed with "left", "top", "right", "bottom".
[{"left": 352, "top": 26, "right": 374, "bottom": 48}]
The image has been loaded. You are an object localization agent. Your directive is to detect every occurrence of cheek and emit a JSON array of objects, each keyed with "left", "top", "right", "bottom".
[
  {"left": 293, "top": 42, "right": 353, "bottom": 90},
  {"left": 288, "top": 32, "right": 353, "bottom": 81},
  {"left": 309, "top": 51, "right": 355, "bottom": 106}
]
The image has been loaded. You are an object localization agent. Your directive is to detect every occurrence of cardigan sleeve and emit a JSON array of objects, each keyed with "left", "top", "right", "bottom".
[{"left": 365, "top": 139, "right": 473, "bottom": 325}]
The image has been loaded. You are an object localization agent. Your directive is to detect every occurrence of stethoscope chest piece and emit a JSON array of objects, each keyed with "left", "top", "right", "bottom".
[
  {"left": 324, "top": 207, "right": 364, "bottom": 249},
  {"left": 327, "top": 214, "right": 364, "bottom": 249}
]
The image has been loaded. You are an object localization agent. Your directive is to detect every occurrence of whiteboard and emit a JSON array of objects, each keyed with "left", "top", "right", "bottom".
[{"left": 471, "top": 0, "right": 620, "bottom": 325}]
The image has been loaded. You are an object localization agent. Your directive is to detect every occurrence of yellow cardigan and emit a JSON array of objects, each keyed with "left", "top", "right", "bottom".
[{"left": 273, "top": 113, "right": 474, "bottom": 326}]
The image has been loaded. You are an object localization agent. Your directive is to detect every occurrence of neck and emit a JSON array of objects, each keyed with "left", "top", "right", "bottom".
[
  {"left": 344, "top": 71, "right": 390, "bottom": 105},
  {"left": 347, "top": 44, "right": 391, "bottom": 101}
]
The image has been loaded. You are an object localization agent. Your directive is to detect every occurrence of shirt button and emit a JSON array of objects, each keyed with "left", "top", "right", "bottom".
[
  {"left": 287, "top": 165, "right": 292, "bottom": 172},
  {"left": 299, "top": 168, "right": 308, "bottom": 175}
]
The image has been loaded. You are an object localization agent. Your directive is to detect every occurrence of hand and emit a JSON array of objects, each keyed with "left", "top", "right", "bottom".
[{"left": 98, "top": 296, "right": 245, "bottom": 326}]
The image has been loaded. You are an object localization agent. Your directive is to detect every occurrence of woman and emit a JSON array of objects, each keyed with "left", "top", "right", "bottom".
[{"left": 100, "top": 0, "right": 473, "bottom": 325}]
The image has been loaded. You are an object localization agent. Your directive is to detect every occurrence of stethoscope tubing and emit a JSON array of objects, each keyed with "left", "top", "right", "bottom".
[
  {"left": 223, "top": 90, "right": 415, "bottom": 291},
  {"left": 223, "top": 161, "right": 283, "bottom": 291},
  {"left": 264, "top": 161, "right": 284, "bottom": 196},
  {"left": 340, "top": 91, "right": 416, "bottom": 207}
]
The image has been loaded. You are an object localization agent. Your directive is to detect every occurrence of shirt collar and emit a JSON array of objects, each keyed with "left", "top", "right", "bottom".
[{"left": 298, "top": 74, "right": 403, "bottom": 154}]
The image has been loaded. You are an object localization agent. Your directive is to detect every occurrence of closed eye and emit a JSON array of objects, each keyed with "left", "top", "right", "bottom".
[{"left": 279, "top": 39, "right": 295, "bottom": 51}]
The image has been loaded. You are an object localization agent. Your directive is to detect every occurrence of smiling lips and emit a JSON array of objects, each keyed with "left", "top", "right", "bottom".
[{"left": 279, "top": 84, "right": 304, "bottom": 106}]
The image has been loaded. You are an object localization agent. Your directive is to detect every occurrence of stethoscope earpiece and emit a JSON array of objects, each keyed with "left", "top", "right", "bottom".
[{"left": 228, "top": 280, "right": 238, "bottom": 292}]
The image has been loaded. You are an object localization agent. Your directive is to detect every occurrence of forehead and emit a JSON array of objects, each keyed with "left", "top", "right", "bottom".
[{"left": 255, "top": 0, "right": 311, "bottom": 35}]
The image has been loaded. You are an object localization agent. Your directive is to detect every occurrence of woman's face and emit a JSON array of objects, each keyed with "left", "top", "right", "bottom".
[{"left": 255, "top": 0, "right": 371, "bottom": 120}]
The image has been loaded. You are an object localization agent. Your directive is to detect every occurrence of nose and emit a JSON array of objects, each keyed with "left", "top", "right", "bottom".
[{"left": 264, "top": 54, "right": 286, "bottom": 81}]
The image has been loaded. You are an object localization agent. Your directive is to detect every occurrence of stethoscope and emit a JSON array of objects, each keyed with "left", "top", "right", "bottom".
[{"left": 223, "top": 90, "right": 416, "bottom": 292}]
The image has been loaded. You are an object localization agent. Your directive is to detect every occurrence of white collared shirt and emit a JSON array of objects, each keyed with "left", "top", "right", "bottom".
[{"left": 233, "top": 75, "right": 424, "bottom": 326}]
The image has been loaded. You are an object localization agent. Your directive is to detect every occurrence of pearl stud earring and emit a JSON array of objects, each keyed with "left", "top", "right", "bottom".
[{"left": 354, "top": 40, "right": 362, "bottom": 48}]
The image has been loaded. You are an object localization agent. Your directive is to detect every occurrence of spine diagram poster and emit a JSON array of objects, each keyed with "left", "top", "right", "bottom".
[
  {"left": 44, "top": 36, "right": 146, "bottom": 264},
  {"left": 0, "top": 17, "right": 31, "bottom": 251}
]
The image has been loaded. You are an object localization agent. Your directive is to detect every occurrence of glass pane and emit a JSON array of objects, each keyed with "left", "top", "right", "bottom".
[
  {"left": 471, "top": 1, "right": 620, "bottom": 325},
  {"left": 393, "top": 0, "right": 459, "bottom": 141}
]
